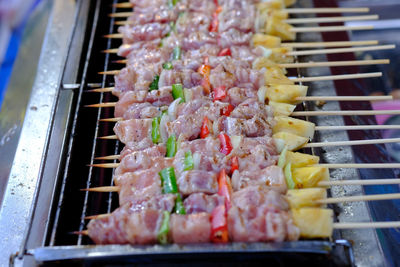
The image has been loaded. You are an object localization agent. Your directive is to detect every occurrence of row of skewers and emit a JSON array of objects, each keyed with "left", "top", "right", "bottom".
[{"left": 78, "top": 0, "right": 400, "bottom": 245}]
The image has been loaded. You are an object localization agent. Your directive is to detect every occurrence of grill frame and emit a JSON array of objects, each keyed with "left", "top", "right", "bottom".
[{"left": 13, "top": 0, "right": 399, "bottom": 265}]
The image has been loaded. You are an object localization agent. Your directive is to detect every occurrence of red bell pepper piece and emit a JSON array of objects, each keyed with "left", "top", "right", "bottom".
[
  {"left": 200, "top": 116, "right": 211, "bottom": 139},
  {"left": 218, "top": 133, "right": 232, "bottom": 155},
  {"left": 218, "top": 48, "right": 231, "bottom": 57},
  {"left": 231, "top": 156, "right": 239, "bottom": 173},
  {"left": 198, "top": 64, "right": 211, "bottom": 94},
  {"left": 213, "top": 86, "right": 227, "bottom": 101},
  {"left": 221, "top": 104, "right": 234, "bottom": 116},
  {"left": 210, "top": 205, "right": 229, "bottom": 243},
  {"left": 209, "top": 13, "right": 219, "bottom": 32},
  {"left": 209, "top": 6, "right": 222, "bottom": 32},
  {"left": 218, "top": 169, "right": 232, "bottom": 210}
]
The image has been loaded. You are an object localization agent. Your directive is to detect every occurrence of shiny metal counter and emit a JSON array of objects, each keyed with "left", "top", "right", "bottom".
[{"left": 0, "top": 1, "right": 77, "bottom": 265}]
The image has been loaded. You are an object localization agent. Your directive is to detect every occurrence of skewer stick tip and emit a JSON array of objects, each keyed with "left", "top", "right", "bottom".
[{"left": 72, "top": 230, "right": 88, "bottom": 236}]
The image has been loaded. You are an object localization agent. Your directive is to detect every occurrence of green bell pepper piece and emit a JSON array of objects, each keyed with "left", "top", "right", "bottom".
[{"left": 159, "top": 167, "right": 178, "bottom": 194}]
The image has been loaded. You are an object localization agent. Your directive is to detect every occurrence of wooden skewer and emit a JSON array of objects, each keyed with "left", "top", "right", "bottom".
[
  {"left": 98, "top": 70, "right": 120, "bottom": 75},
  {"left": 316, "top": 163, "right": 400, "bottom": 169},
  {"left": 315, "top": 125, "right": 400, "bottom": 131},
  {"left": 104, "top": 26, "right": 374, "bottom": 40},
  {"left": 95, "top": 155, "right": 120, "bottom": 160},
  {"left": 296, "top": 95, "right": 392, "bottom": 101},
  {"left": 102, "top": 48, "right": 119, "bottom": 54},
  {"left": 292, "top": 109, "right": 400, "bottom": 116},
  {"left": 318, "top": 179, "right": 400, "bottom": 186},
  {"left": 304, "top": 137, "right": 400, "bottom": 148},
  {"left": 85, "top": 102, "right": 116, "bottom": 108},
  {"left": 290, "top": 72, "right": 382, "bottom": 82},
  {"left": 282, "top": 40, "right": 379, "bottom": 48},
  {"left": 112, "top": 2, "right": 133, "bottom": 8},
  {"left": 291, "top": 25, "right": 374, "bottom": 32},
  {"left": 112, "top": 59, "right": 390, "bottom": 68},
  {"left": 72, "top": 222, "right": 400, "bottom": 236},
  {"left": 87, "top": 87, "right": 115, "bottom": 93},
  {"left": 115, "top": 21, "right": 135, "bottom": 26},
  {"left": 81, "top": 186, "right": 119, "bottom": 192},
  {"left": 333, "top": 222, "right": 400, "bottom": 229},
  {"left": 85, "top": 214, "right": 111, "bottom": 220},
  {"left": 89, "top": 163, "right": 119, "bottom": 168},
  {"left": 94, "top": 127, "right": 399, "bottom": 160},
  {"left": 86, "top": 91, "right": 392, "bottom": 103},
  {"left": 89, "top": 162, "right": 400, "bottom": 169},
  {"left": 285, "top": 7, "right": 370, "bottom": 14},
  {"left": 87, "top": 87, "right": 114, "bottom": 93},
  {"left": 280, "top": 59, "right": 389, "bottom": 68},
  {"left": 318, "top": 193, "right": 400, "bottom": 204},
  {"left": 84, "top": 185, "right": 400, "bottom": 205},
  {"left": 84, "top": 186, "right": 119, "bottom": 192},
  {"left": 103, "top": 33, "right": 123, "bottom": 39},
  {"left": 115, "top": 15, "right": 378, "bottom": 26},
  {"left": 288, "top": 45, "right": 395, "bottom": 56},
  {"left": 98, "top": 135, "right": 118, "bottom": 140},
  {"left": 97, "top": 71, "right": 383, "bottom": 83},
  {"left": 109, "top": 12, "right": 134, "bottom": 18},
  {"left": 100, "top": 118, "right": 123, "bottom": 122},
  {"left": 102, "top": 41, "right": 381, "bottom": 54},
  {"left": 108, "top": 7, "right": 371, "bottom": 18},
  {"left": 285, "top": 15, "right": 378, "bottom": 24},
  {"left": 104, "top": 135, "right": 400, "bottom": 143},
  {"left": 73, "top": 230, "right": 89, "bottom": 236},
  {"left": 113, "top": 59, "right": 128, "bottom": 64},
  {"left": 100, "top": 117, "right": 399, "bottom": 131}
]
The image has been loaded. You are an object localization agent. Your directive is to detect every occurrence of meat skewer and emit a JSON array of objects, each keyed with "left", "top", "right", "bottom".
[
  {"left": 116, "top": 14, "right": 379, "bottom": 26},
  {"left": 102, "top": 40, "right": 380, "bottom": 53},
  {"left": 113, "top": 58, "right": 390, "bottom": 68}
]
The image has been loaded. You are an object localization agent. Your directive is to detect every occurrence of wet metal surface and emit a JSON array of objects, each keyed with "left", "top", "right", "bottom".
[
  {"left": 297, "top": 0, "right": 386, "bottom": 266},
  {"left": 0, "top": 1, "right": 76, "bottom": 265}
]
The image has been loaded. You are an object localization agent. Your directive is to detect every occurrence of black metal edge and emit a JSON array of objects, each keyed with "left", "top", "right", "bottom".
[
  {"left": 15, "top": 0, "right": 95, "bottom": 261},
  {"left": 30, "top": 241, "right": 334, "bottom": 261}
]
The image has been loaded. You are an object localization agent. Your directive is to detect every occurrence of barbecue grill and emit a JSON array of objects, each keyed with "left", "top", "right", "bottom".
[{"left": 1, "top": 0, "right": 399, "bottom": 266}]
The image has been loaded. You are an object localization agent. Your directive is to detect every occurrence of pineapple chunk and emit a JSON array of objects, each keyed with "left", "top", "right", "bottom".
[
  {"left": 285, "top": 151, "right": 320, "bottom": 168},
  {"left": 284, "top": 0, "right": 297, "bottom": 7},
  {"left": 266, "top": 84, "right": 308, "bottom": 104},
  {"left": 292, "top": 208, "right": 333, "bottom": 238},
  {"left": 292, "top": 166, "right": 330, "bottom": 188},
  {"left": 257, "top": 47, "right": 294, "bottom": 64},
  {"left": 253, "top": 57, "right": 277, "bottom": 70},
  {"left": 271, "top": 10, "right": 289, "bottom": 20},
  {"left": 257, "top": 1, "right": 284, "bottom": 12},
  {"left": 265, "top": 16, "right": 295, "bottom": 41},
  {"left": 273, "top": 116, "right": 315, "bottom": 139},
  {"left": 273, "top": 132, "right": 308, "bottom": 152},
  {"left": 269, "top": 47, "right": 294, "bottom": 63},
  {"left": 252, "top": 34, "right": 281, "bottom": 48},
  {"left": 269, "top": 101, "right": 296, "bottom": 116},
  {"left": 286, "top": 188, "right": 327, "bottom": 209},
  {"left": 264, "top": 68, "right": 294, "bottom": 85}
]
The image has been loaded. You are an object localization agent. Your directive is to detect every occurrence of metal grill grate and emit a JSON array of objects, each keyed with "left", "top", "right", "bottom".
[{"left": 46, "top": 0, "right": 123, "bottom": 247}]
